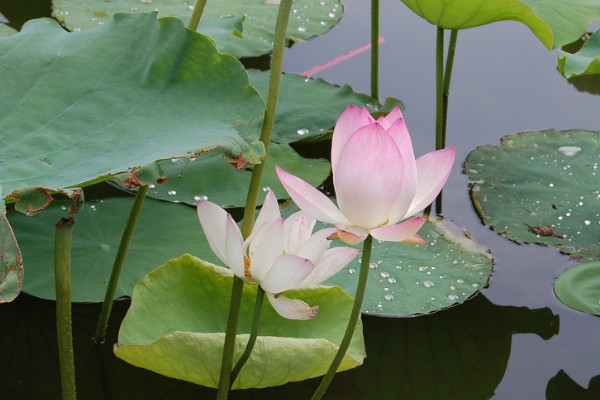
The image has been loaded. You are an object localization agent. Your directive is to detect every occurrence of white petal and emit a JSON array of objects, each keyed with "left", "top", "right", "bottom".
[
  {"left": 406, "top": 146, "right": 456, "bottom": 217},
  {"left": 301, "top": 246, "right": 361, "bottom": 286},
  {"left": 370, "top": 217, "right": 426, "bottom": 243},
  {"left": 260, "top": 254, "right": 314, "bottom": 293},
  {"left": 197, "top": 201, "right": 244, "bottom": 277},
  {"left": 248, "top": 219, "right": 285, "bottom": 282},
  {"left": 266, "top": 292, "right": 319, "bottom": 320},
  {"left": 296, "top": 227, "right": 336, "bottom": 263},
  {"left": 276, "top": 166, "right": 351, "bottom": 225},
  {"left": 254, "top": 189, "right": 281, "bottom": 232},
  {"left": 284, "top": 212, "right": 316, "bottom": 255}
]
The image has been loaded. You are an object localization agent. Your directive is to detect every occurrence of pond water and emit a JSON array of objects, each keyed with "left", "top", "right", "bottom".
[{"left": 1, "top": 0, "right": 600, "bottom": 399}]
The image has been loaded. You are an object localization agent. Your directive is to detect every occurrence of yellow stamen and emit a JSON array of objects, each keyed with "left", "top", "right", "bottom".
[{"left": 243, "top": 256, "right": 252, "bottom": 280}]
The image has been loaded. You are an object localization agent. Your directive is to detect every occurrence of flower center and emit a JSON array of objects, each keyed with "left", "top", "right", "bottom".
[{"left": 243, "top": 256, "right": 252, "bottom": 280}]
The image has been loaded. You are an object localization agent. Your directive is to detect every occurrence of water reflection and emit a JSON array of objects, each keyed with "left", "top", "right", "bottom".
[{"left": 0, "top": 293, "right": 560, "bottom": 400}]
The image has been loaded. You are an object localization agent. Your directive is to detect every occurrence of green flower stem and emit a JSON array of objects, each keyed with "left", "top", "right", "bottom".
[
  {"left": 370, "top": 0, "right": 379, "bottom": 99},
  {"left": 311, "top": 235, "right": 373, "bottom": 400},
  {"left": 188, "top": 0, "right": 207, "bottom": 31},
  {"left": 216, "top": 1, "right": 293, "bottom": 399},
  {"left": 94, "top": 185, "right": 149, "bottom": 344},
  {"left": 434, "top": 28, "right": 458, "bottom": 213},
  {"left": 54, "top": 217, "right": 77, "bottom": 400},
  {"left": 435, "top": 27, "right": 444, "bottom": 152},
  {"left": 229, "top": 287, "right": 265, "bottom": 387}
]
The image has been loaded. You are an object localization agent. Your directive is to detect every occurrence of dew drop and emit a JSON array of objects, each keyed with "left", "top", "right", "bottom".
[
  {"left": 380, "top": 272, "right": 390, "bottom": 278},
  {"left": 558, "top": 146, "right": 582, "bottom": 157},
  {"left": 262, "top": 186, "right": 271, "bottom": 192},
  {"left": 384, "top": 294, "right": 394, "bottom": 301},
  {"left": 194, "top": 195, "right": 208, "bottom": 202},
  {"left": 296, "top": 128, "right": 309, "bottom": 135},
  {"left": 585, "top": 220, "right": 592, "bottom": 225},
  {"left": 100, "top": 244, "right": 111, "bottom": 251},
  {"left": 369, "top": 263, "right": 378, "bottom": 269},
  {"left": 423, "top": 280, "right": 434, "bottom": 288},
  {"left": 456, "top": 279, "right": 465, "bottom": 284},
  {"left": 297, "top": 26, "right": 307, "bottom": 33},
  {"left": 448, "top": 294, "right": 459, "bottom": 300},
  {"left": 348, "top": 268, "right": 356, "bottom": 274},
  {"left": 167, "top": 190, "right": 177, "bottom": 195}
]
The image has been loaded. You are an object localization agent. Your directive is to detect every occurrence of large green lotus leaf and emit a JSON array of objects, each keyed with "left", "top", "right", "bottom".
[
  {"left": 324, "top": 217, "right": 493, "bottom": 317},
  {"left": 0, "top": 13, "right": 265, "bottom": 198},
  {"left": 0, "top": 23, "right": 16, "bottom": 36},
  {"left": 242, "top": 70, "right": 398, "bottom": 143},
  {"left": 399, "top": 0, "right": 600, "bottom": 49},
  {"left": 558, "top": 29, "right": 600, "bottom": 78},
  {"left": 53, "top": 0, "right": 343, "bottom": 58},
  {"left": 10, "top": 197, "right": 220, "bottom": 302},
  {"left": 114, "top": 254, "right": 365, "bottom": 389},
  {"left": 465, "top": 129, "right": 600, "bottom": 260},
  {"left": 554, "top": 262, "right": 600, "bottom": 316},
  {"left": 0, "top": 200, "right": 23, "bottom": 303},
  {"left": 114, "top": 143, "right": 330, "bottom": 207}
]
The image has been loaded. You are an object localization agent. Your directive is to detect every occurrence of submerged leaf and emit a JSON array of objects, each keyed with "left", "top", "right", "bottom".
[
  {"left": 115, "top": 255, "right": 365, "bottom": 389},
  {"left": 11, "top": 197, "right": 219, "bottom": 302},
  {"left": 399, "top": 0, "right": 600, "bottom": 49},
  {"left": 52, "top": 0, "right": 343, "bottom": 57},
  {"left": 0, "top": 13, "right": 264, "bottom": 197},
  {"left": 465, "top": 129, "right": 600, "bottom": 260},
  {"left": 113, "top": 143, "right": 330, "bottom": 207},
  {"left": 554, "top": 262, "right": 600, "bottom": 316}
]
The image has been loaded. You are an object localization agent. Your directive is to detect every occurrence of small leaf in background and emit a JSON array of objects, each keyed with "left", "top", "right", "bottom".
[
  {"left": 115, "top": 255, "right": 365, "bottom": 389},
  {"left": 0, "top": 13, "right": 264, "bottom": 196},
  {"left": 243, "top": 70, "right": 393, "bottom": 143},
  {"left": 11, "top": 197, "right": 219, "bottom": 302},
  {"left": 399, "top": 0, "right": 600, "bottom": 49},
  {"left": 325, "top": 216, "right": 494, "bottom": 317},
  {"left": 558, "top": 29, "right": 600, "bottom": 78},
  {"left": 465, "top": 129, "right": 600, "bottom": 260},
  {"left": 0, "top": 200, "right": 23, "bottom": 303},
  {"left": 52, "top": 0, "right": 343, "bottom": 58},
  {"left": 554, "top": 262, "right": 600, "bottom": 316},
  {"left": 113, "top": 143, "right": 330, "bottom": 207}
]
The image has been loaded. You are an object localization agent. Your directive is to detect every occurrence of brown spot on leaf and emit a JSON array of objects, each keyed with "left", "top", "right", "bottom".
[{"left": 527, "top": 224, "right": 563, "bottom": 238}]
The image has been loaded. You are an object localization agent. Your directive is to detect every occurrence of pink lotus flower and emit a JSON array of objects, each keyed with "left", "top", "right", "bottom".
[
  {"left": 276, "top": 105, "right": 455, "bottom": 245},
  {"left": 197, "top": 190, "right": 360, "bottom": 320}
]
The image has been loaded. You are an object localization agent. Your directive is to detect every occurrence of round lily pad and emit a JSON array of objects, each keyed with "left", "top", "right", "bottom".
[
  {"left": 325, "top": 217, "right": 494, "bottom": 317},
  {"left": 0, "top": 13, "right": 264, "bottom": 199},
  {"left": 115, "top": 255, "right": 365, "bottom": 389},
  {"left": 114, "top": 143, "right": 330, "bottom": 207},
  {"left": 554, "top": 262, "right": 600, "bottom": 316},
  {"left": 465, "top": 129, "right": 600, "bottom": 261},
  {"left": 10, "top": 197, "right": 219, "bottom": 302},
  {"left": 399, "top": 0, "right": 600, "bottom": 49},
  {"left": 242, "top": 70, "right": 400, "bottom": 143},
  {"left": 52, "top": 0, "right": 343, "bottom": 58}
]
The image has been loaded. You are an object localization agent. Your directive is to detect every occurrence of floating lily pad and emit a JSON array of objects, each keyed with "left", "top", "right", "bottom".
[
  {"left": 0, "top": 200, "right": 23, "bottom": 303},
  {"left": 242, "top": 70, "right": 400, "bottom": 143},
  {"left": 0, "top": 13, "right": 264, "bottom": 201},
  {"left": 399, "top": 0, "right": 600, "bottom": 49},
  {"left": 114, "top": 255, "right": 365, "bottom": 389},
  {"left": 324, "top": 217, "right": 494, "bottom": 317},
  {"left": 114, "top": 143, "right": 330, "bottom": 207},
  {"left": 554, "top": 262, "right": 600, "bottom": 315},
  {"left": 558, "top": 29, "right": 600, "bottom": 78},
  {"left": 465, "top": 129, "right": 600, "bottom": 260},
  {"left": 10, "top": 197, "right": 219, "bottom": 302},
  {"left": 52, "top": 0, "right": 343, "bottom": 58}
]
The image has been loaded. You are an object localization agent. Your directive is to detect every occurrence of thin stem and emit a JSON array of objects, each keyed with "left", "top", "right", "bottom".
[
  {"left": 216, "top": 1, "right": 293, "bottom": 398},
  {"left": 241, "top": 0, "right": 293, "bottom": 237},
  {"left": 435, "top": 27, "right": 444, "bottom": 152},
  {"left": 311, "top": 235, "right": 374, "bottom": 400},
  {"left": 370, "top": 0, "right": 379, "bottom": 99},
  {"left": 229, "top": 287, "right": 265, "bottom": 387},
  {"left": 55, "top": 217, "right": 77, "bottom": 400},
  {"left": 94, "top": 185, "right": 149, "bottom": 344},
  {"left": 216, "top": 276, "right": 245, "bottom": 398},
  {"left": 188, "top": 0, "right": 207, "bottom": 31}
]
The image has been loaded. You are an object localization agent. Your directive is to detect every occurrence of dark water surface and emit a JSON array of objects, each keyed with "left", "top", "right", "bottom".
[{"left": 1, "top": 0, "right": 600, "bottom": 399}]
